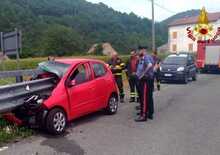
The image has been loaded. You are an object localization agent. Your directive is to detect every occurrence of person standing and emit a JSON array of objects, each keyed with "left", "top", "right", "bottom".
[
  {"left": 152, "top": 51, "right": 161, "bottom": 91},
  {"left": 125, "top": 50, "right": 139, "bottom": 103},
  {"left": 135, "top": 46, "right": 155, "bottom": 122},
  {"left": 108, "top": 53, "right": 126, "bottom": 103}
]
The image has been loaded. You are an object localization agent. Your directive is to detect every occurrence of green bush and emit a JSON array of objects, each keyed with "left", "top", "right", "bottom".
[{"left": 0, "top": 54, "right": 168, "bottom": 72}]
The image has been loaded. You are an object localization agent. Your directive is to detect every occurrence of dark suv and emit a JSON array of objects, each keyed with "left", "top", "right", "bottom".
[{"left": 159, "top": 53, "right": 197, "bottom": 84}]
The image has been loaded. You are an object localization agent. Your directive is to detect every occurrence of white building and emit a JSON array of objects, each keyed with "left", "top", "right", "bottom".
[{"left": 168, "top": 12, "right": 220, "bottom": 53}]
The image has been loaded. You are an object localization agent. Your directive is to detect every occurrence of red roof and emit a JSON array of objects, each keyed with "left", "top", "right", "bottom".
[{"left": 169, "top": 12, "right": 220, "bottom": 27}]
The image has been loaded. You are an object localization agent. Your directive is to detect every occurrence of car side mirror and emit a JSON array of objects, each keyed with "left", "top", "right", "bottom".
[{"left": 68, "top": 80, "right": 76, "bottom": 87}]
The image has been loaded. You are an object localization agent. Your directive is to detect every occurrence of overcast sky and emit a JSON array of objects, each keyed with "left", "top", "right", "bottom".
[{"left": 86, "top": 0, "right": 220, "bottom": 21}]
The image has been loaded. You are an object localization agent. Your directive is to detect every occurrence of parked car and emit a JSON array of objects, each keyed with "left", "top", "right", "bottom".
[
  {"left": 159, "top": 53, "right": 197, "bottom": 84},
  {"left": 11, "top": 59, "right": 119, "bottom": 134}
]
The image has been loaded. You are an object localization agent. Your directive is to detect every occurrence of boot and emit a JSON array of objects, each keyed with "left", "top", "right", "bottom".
[
  {"left": 135, "top": 116, "right": 147, "bottom": 122},
  {"left": 136, "top": 97, "right": 140, "bottom": 103},
  {"left": 148, "top": 115, "right": 154, "bottom": 120},
  {"left": 120, "top": 97, "right": 124, "bottom": 103},
  {"left": 157, "top": 84, "right": 160, "bottom": 91},
  {"left": 135, "top": 106, "right": 140, "bottom": 110},
  {"left": 129, "top": 97, "right": 135, "bottom": 103}
]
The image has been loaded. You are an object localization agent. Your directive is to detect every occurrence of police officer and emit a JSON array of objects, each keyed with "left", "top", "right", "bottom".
[
  {"left": 108, "top": 53, "right": 126, "bottom": 103},
  {"left": 152, "top": 51, "right": 161, "bottom": 91},
  {"left": 125, "top": 50, "right": 139, "bottom": 103},
  {"left": 135, "top": 46, "right": 154, "bottom": 122}
]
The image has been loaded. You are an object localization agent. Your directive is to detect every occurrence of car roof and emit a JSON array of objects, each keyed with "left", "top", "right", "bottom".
[{"left": 55, "top": 58, "right": 105, "bottom": 65}]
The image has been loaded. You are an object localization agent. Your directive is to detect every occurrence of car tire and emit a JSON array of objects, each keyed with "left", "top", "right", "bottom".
[
  {"left": 46, "top": 108, "right": 67, "bottom": 135},
  {"left": 105, "top": 95, "right": 118, "bottom": 115}
]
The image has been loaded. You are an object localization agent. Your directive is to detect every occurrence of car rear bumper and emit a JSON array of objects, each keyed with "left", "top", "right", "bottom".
[{"left": 159, "top": 72, "right": 186, "bottom": 81}]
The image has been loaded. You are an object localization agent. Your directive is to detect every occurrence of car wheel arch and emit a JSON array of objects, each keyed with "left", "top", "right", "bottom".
[{"left": 46, "top": 105, "right": 69, "bottom": 121}]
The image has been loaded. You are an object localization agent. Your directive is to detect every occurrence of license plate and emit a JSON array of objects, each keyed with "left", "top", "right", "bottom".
[{"left": 164, "top": 74, "right": 172, "bottom": 77}]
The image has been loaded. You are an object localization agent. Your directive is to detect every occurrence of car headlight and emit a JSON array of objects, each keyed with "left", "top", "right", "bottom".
[{"left": 177, "top": 67, "right": 185, "bottom": 72}]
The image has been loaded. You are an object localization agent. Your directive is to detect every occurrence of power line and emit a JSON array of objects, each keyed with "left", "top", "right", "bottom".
[{"left": 147, "top": 0, "right": 176, "bottom": 14}]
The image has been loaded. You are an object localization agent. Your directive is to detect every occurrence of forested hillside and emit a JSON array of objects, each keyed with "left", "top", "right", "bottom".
[{"left": 0, "top": 0, "right": 168, "bottom": 57}]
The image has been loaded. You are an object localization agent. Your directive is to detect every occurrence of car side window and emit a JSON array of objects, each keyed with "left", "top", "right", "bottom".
[
  {"left": 92, "top": 63, "right": 106, "bottom": 78},
  {"left": 69, "top": 64, "right": 89, "bottom": 85}
]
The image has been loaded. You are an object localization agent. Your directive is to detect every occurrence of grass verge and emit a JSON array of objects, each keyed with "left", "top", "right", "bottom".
[{"left": 0, "top": 119, "right": 33, "bottom": 145}]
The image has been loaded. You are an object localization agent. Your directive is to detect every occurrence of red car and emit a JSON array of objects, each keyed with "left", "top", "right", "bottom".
[{"left": 13, "top": 59, "right": 119, "bottom": 134}]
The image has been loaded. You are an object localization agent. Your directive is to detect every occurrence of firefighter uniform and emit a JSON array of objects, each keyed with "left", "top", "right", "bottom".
[
  {"left": 135, "top": 54, "right": 154, "bottom": 121},
  {"left": 125, "top": 56, "right": 139, "bottom": 102},
  {"left": 108, "top": 57, "right": 125, "bottom": 102}
]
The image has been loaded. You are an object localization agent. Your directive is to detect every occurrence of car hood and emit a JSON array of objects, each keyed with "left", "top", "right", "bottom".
[
  {"left": 161, "top": 64, "right": 185, "bottom": 71},
  {"left": 38, "top": 61, "right": 70, "bottom": 78}
]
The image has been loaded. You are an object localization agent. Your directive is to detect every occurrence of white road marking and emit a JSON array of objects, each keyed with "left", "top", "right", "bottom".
[{"left": 0, "top": 146, "right": 8, "bottom": 152}]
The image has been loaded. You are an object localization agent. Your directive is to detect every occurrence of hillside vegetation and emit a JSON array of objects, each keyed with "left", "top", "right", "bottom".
[{"left": 0, "top": 0, "right": 167, "bottom": 57}]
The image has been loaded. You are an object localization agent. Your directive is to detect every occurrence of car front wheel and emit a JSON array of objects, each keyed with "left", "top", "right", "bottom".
[
  {"left": 105, "top": 95, "right": 118, "bottom": 115},
  {"left": 46, "top": 108, "right": 67, "bottom": 135}
]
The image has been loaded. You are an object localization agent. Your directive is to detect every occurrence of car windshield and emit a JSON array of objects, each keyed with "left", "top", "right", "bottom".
[
  {"left": 38, "top": 61, "right": 71, "bottom": 78},
  {"left": 163, "top": 56, "right": 187, "bottom": 65}
]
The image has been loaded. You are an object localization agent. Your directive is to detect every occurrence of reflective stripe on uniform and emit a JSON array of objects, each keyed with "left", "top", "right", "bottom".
[
  {"left": 114, "top": 73, "right": 122, "bottom": 76},
  {"left": 115, "top": 65, "right": 122, "bottom": 69},
  {"left": 120, "top": 63, "right": 125, "bottom": 66},
  {"left": 130, "top": 92, "right": 138, "bottom": 97}
]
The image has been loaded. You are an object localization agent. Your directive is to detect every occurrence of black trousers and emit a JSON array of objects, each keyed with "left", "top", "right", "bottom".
[
  {"left": 115, "top": 75, "right": 124, "bottom": 99},
  {"left": 154, "top": 69, "right": 161, "bottom": 91},
  {"left": 128, "top": 75, "right": 138, "bottom": 99},
  {"left": 138, "top": 78, "right": 154, "bottom": 117}
]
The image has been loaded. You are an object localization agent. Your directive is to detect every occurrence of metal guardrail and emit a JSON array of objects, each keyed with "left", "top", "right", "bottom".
[
  {"left": 0, "top": 77, "right": 55, "bottom": 114},
  {"left": 0, "top": 69, "right": 43, "bottom": 78}
]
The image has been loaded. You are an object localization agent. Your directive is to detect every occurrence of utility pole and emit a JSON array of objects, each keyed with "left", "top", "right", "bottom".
[{"left": 151, "top": 0, "right": 156, "bottom": 52}]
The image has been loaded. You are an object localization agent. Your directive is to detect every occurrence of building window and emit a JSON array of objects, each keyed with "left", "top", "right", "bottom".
[
  {"left": 188, "top": 43, "right": 193, "bottom": 51},
  {"left": 172, "top": 32, "right": 177, "bottom": 39},
  {"left": 172, "top": 44, "right": 177, "bottom": 52}
]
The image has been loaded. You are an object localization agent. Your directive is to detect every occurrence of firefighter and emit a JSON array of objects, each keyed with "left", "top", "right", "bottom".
[
  {"left": 135, "top": 46, "right": 154, "bottom": 122},
  {"left": 125, "top": 49, "right": 139, "bottom": 103},
  {"left": 108, "top": 53, "right": 126, "bottom": 103},
  {"left": 152, "top": 51, "right": 161, "bottom": 91}
]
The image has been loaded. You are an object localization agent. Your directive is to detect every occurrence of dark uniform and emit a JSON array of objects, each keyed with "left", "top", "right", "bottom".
[
  {"left": 108, "top": 57, "right": 125, "bottom": 102},
  {"left": 136, "top": 54, "right": 154, "bottom": 121},
  {"left": 125, "top": 56, "right": 139, "bottom": 102},
  {"left": 152, "top": 54, "right": 161, "bottom": 91}
]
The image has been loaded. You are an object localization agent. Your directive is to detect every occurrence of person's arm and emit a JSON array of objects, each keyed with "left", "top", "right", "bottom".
[
  {"left": 139, "top": 63, "right": 153, "bottom": 79},
  {"left": 139, "top": 56, "right": 153, "bottom": 79}
]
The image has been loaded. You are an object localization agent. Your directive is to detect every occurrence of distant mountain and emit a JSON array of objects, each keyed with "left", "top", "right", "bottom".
[
  {"left": 0, "top": 0, "right": 204, "bottom": 57},
  {"left": 162, "top": 9, "right": 200, "bottom": 25}
]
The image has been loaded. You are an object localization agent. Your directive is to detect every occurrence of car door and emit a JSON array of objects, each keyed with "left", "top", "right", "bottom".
[
  {"left": 66, "top": 63, "right": 96, "bottom": 118},
  {"left": 90, "top": 62, "right": 108, "bottom": 109}
]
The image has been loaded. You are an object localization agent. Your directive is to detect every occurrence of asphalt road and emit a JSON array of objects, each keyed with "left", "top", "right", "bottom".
[{"left": 1, "top": 74, "right": 220, "bottom": 155}]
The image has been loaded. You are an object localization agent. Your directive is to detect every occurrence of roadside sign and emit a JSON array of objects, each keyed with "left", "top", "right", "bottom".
[
  {"left": 1, "top": 29, "right": 21, "bottom": 56},
  {"left": 0, "top": 29, "right": 23, "bottom": 82}
]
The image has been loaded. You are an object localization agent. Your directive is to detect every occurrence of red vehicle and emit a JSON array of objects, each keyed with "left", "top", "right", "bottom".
[
  {"left": 197, "top": 40, "right": 220, "bottom": 72},
  {"left": 11, "top": 59, "right": 119, "bottom": 134}
]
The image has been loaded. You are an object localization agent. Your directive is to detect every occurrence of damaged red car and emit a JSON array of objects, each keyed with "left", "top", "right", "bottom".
[{"left": 7, "top": 59, "right": 119, "bottom": 134}]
